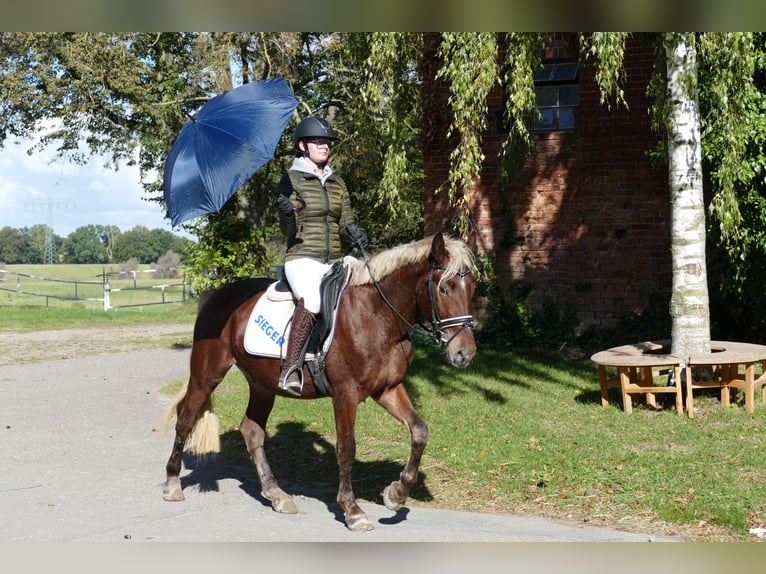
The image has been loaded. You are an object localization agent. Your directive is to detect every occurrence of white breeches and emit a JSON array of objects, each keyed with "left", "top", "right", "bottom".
[{"left": 283, "top": 257, "right": 332, "bottom": 313}]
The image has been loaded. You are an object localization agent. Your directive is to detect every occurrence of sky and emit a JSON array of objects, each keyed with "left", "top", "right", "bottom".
[{"left": 0, "top": 136, "right": 195, "bottom": 240}]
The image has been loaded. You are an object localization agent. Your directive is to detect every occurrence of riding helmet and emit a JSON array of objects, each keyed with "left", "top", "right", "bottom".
[{"left": 293, "top": 116, "right": 337, "bottom": 148}]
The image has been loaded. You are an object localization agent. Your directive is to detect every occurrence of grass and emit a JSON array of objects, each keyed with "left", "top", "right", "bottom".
[
  {"left": 0, "top": 263, "right": 187, "bottom": 311},
  {"left": 0, "top": 302, "right": 198, "bottom": 332},
  {"left": 0, "top": 264, "right": 197, "bottom": 331},
  {"left": 163, "top": 338, "right": 766, "bottom": 542}
]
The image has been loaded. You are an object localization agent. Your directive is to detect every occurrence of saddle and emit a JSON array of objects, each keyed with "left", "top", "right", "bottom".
[
  {"left": 308, "top": 260, "right": 349, "bottom": 355},
  {"left": 243, "top": 259, "right": 352, "bottom": 395}
]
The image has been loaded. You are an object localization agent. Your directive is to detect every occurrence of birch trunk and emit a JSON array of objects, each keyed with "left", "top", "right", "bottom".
[{"left": 666, "top": 33, "right": 711, "bottom": 359}]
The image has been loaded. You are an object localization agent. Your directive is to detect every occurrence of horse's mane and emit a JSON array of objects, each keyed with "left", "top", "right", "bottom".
[{"left": 346, "top": 235, "right": 476, "bottom": 287}]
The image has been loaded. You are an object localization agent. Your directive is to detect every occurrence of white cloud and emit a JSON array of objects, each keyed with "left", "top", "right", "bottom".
[{"left": 0, "top": 137, "right": 194, "bottom": 239}]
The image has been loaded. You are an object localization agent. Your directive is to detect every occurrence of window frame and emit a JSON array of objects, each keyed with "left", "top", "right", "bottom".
[{"left": 532, "top": 62, "right": 580, "bottom": 133}]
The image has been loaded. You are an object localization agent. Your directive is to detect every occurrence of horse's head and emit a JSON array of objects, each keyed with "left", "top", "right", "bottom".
[
  {"left": 420, "top": 233, "right": 477, "bottom": 367},
  {"left": 347, "top": 232, "right": 478, "bottom": 367}
]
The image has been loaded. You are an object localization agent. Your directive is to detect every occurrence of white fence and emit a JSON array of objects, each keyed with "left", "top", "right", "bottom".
[{"left": 102, "top": 269, "right": 187, "bottom": 310}]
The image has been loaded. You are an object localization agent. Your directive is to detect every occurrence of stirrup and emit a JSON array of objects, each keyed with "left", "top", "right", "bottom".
[{"left": 278, "top": 365, "right": 303, "bottom": 397}]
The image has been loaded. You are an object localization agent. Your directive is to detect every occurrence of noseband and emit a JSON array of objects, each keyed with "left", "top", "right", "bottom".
[{"left": 363, "top": 252, "right": 474, "bottom": 346}]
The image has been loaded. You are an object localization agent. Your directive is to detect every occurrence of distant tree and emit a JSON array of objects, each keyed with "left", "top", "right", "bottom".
[
  {"left": 168, "top": 234, "right": 192, "bottom": 260},
  {"left": 21, "top": 227, "right": 48, "bottom": 263},
  {"left": 0, "top": 226, "right": 32, "bottom": 264},
  {"left": 59, "top": 224, "right": 110, "bottom": 264},
  {"left": 112, "top": 226, "right": 149, "bottom": 263},
  {"left": 112, "top": 225, "right": 189, "bottom": 264},
  {"left": 146, "top": 228, "right": 183, "bottom": 264}
]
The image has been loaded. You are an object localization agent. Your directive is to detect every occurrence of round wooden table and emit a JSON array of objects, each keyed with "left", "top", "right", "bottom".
[
  {"left": 685, "top": 341, "right": 766, "bottom": 417},
  {"left": 592, "top": 340, "right": 766, "bottom": 417},
  {"left": 591, "top": 340, "right": 684, "bottom": 415}
]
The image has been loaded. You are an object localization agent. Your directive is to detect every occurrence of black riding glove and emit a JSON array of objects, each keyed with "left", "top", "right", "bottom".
[
  {"left": 345, "top": 224, "right": 368, "bottom": 250},
  {"left": 277, "top": 194, "right": 295, "bottom": 217}
]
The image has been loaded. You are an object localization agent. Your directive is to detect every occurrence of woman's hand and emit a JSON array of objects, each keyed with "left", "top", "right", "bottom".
[
  {"left": 345, "top": 224, "right": 368, "bottom": 250},
  {"left": 277, "top": 194, "right": 295, "bottom": 216}
]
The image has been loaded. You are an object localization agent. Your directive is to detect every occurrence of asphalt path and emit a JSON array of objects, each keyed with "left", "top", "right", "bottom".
[{"left": 0, "top": 345, "right": 681, "bottom": 543}]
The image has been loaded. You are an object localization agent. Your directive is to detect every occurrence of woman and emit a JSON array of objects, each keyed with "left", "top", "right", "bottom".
[{"left": 276, "top": 116, "right": 367, "bottom": 396}]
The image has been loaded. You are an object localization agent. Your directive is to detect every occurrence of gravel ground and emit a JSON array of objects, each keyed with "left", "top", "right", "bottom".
[{"left": 0, "top": 322, "right": 193, "bottom": 366}]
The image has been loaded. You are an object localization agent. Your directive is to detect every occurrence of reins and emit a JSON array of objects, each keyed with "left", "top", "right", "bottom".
[{"left": 358, "top": 245, "right": 474, "bottom": 345}]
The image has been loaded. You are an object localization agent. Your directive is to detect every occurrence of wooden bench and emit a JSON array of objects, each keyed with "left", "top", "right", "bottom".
[{"left": 591, "top": 341, "right": 684, "bottom": 415}]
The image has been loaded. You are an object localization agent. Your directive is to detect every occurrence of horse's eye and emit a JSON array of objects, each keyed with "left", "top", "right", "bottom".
[{"left": 439, "top": 285, "right": 448, "bottom": 295}]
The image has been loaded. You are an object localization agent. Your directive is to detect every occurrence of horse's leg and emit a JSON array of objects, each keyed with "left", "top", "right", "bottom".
[
  {"left": 163, "top": 340, "right": 232, "bottom": 502},
  {"left": 373, "top": 384, "right": 428, "bottom": 512},
  {"left": 162, "top": 379, "right": 216, "bottom": 502},
  {"left": 239, "top": 387, "right": 298, "bottom": 515},
  {"left": 333, "top": 393, "right": 374, "bottom": 532}
]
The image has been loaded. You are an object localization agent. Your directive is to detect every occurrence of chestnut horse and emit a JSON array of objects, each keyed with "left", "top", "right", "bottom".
[{"left": 160, "top": 233, "right": 477, "bottom": 531}]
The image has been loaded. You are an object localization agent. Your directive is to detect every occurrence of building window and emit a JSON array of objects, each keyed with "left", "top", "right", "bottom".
[{"left": 532, "top": 62, "right": 579, "bottom": 132}]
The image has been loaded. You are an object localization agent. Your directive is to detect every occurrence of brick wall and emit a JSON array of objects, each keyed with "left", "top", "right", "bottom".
[{"left": 421, "top": 34, "right": 670, "bottom": 331}]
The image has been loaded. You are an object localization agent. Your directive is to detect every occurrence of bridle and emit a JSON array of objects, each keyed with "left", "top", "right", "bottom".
[
  {"left": 362, "top": 250, "right": 474, "bottom": 346},
  {"left": 417, "top": 257, "right": 474, "bottom": 345}
]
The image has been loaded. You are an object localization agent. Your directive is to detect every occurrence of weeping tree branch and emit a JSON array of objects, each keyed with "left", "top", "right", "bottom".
[{"left": 436, "top": 32, "right": 498, "bottom": 240}]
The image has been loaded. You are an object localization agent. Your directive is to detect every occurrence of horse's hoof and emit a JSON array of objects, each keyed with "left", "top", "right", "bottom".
[
  {"left": 162, "top": 484, "right": 185, "bottom": 502},
  {"left": 382, "top": 482, "right": 405, "bottom": 511},
  {"left": 346, "top": 514, "right": 375, "bottom": 532},
  {"left": 266, "top": 492, "right": 299, "bottom": 514}
]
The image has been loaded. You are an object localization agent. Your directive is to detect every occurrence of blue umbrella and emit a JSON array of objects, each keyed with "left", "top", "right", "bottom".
[{"left": 163, "top": 77, "right": 299, "bottom": 226}]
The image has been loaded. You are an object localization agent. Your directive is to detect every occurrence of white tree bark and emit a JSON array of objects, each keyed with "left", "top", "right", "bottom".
[{"left": 666, "top": 33, "right": 711, "bottom": 358}]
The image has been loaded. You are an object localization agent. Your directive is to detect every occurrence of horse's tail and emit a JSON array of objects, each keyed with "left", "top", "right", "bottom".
[{"left": 158, "top": 376, "right": 221, "bottom": 456}]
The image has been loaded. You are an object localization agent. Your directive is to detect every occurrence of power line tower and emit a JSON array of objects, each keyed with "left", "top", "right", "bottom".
[{"left": 26, "top": 197, "right": 75, "bottom": 264}]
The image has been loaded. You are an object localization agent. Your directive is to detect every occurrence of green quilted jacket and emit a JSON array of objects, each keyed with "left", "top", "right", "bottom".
[{"left": 278, "top": 158, "right": 356, "bottom": 264}]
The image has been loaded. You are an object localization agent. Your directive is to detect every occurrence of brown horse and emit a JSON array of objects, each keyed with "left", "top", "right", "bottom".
[{"left": 160, "top": 233, "right": 477, "bottom": 531}]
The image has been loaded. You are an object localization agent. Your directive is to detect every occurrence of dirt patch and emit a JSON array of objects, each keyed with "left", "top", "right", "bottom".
[{"left": 0, "top": 323, "right": 193, "bottom": 367}]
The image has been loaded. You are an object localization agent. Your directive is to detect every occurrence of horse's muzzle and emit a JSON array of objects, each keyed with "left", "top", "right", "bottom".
[{"left": 446, "top": 330, "right": 477, "bottom": 367}]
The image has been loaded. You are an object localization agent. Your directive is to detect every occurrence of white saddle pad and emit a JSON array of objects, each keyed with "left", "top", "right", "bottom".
[
  {"left": 243, "top": 278, "right": 347, "bottom": 360},
  {"left": 243, "top": 282, "right": 298, "bottom": 358}
]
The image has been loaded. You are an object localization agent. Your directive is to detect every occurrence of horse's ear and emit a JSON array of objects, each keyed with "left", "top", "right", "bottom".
[{"left": 430, "top": 232, "right": 448, "bottom": 265}]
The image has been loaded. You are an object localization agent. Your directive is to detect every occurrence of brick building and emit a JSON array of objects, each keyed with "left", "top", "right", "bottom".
[{"left": 421, "top": 33, "right": 670, "bottom": 331}]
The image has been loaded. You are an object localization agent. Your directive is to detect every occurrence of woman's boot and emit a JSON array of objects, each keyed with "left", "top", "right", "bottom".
[{"left": 278, "top": 298, "right": 316, "bottom": 396}]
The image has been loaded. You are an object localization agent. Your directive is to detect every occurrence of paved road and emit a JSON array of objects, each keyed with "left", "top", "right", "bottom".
[{"left": 0, "top": 346, "right": 680, "bottom": 542}]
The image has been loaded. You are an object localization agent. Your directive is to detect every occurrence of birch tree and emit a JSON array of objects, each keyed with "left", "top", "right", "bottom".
[{"left": 665, "top": 33, "right": 711, "bottom": 356}]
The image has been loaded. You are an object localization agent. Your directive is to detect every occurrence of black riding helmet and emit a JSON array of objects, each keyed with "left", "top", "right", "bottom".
[{"left": 293, "top": 116, "right": 337, "bottom": 149}]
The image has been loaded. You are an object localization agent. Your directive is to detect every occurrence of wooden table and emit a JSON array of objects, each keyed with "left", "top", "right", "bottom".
[
  {"left": 686, "top": 341, "right": 766, "bottom": 417},
  {"left": 592, "top": 340, "right": 766, "bottom": 417},
  {"left": 591, "top": 341, "right": 684, "bottom": 415}
]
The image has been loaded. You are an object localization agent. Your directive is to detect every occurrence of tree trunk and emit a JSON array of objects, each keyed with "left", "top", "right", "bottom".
[{"left": 666, "top": 33, "right": 711, "bottom": 359}]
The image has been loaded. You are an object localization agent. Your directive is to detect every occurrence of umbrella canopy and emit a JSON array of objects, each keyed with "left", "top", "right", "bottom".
[{"left": 163, "top": 77, "right": 299, "bottom": 226}]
